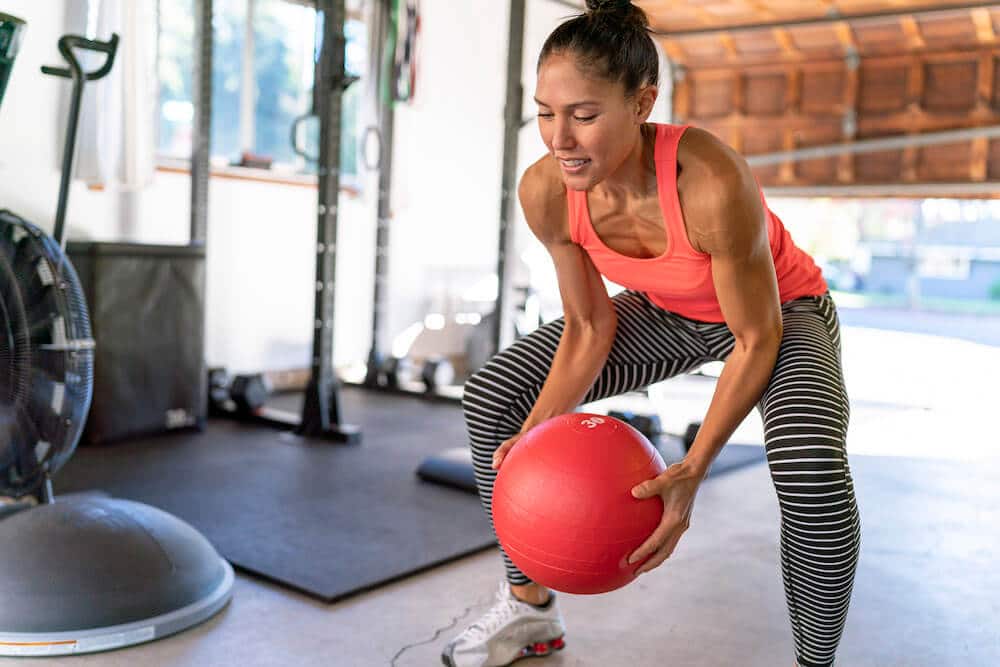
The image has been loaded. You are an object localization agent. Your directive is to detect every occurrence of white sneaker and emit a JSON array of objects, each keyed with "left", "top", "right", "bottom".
[{"left": 441, "top": 581, "right": 567, "bottom": 667}]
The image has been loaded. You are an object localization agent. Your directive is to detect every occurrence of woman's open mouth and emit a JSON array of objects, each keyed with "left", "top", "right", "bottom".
[{"left": 559, "top": 158, "right": 590, "bottom": 174}]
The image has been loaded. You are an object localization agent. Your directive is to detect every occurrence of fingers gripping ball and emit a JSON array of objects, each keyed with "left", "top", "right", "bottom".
[{"left": 492, "top": 413, "right": 666, "bottom": 594}]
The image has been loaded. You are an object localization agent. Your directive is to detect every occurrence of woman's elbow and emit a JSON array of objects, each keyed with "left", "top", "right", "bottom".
[{"left": 564, "top": 308, "right": 617, "bottom": 344}]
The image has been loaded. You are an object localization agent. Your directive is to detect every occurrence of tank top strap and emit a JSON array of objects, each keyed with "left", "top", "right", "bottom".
[
  {"left": 654, "top": 122, "right": 688, "bottom": 165},
  {"left": 654, "top": 122, "right": 704, "bottom": 258},
  {"left": 566, "top": 185, "right": 587, "bottom": 245}
]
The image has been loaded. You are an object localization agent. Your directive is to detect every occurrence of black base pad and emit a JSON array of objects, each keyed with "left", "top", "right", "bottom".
[{"left": 55, "top": 387, "right": 497, "bottom": 603}]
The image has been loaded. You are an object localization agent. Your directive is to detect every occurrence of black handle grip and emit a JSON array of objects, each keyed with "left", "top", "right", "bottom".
[
  {"left": 41, "top": 33, "right": 119, "bottom": 82},
  {"left": 290, "top": 113, "right": 319, "bottom": 164}
]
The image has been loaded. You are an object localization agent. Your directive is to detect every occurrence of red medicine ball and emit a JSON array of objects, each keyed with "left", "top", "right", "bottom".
[{"left": 492, "top": 413, "right": 666, "bottom": 595}]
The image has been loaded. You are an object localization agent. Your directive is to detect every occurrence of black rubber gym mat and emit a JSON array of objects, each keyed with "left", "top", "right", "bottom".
[
  {"left": 53, "top": 387, "right": 498, "bottom": 603},
  {"left": 416, "top": 441, "right": 765, "bottom": 494}
]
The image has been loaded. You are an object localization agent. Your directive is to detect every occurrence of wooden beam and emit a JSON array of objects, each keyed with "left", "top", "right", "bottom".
[
  {"left": 743, "top": 0, "right": 777, "bottom": 22},
  {"left": 732, "top": 71, "right": 745, "bottom": 117},
  {"left": 840, "top": 52, "right": 860, "bottom": 184},
  {"left": 773, "top": 28, "right": 802, "bottom": 59},
  {"left": 977, "top": 51, "right": 995, "bottom": 112},
  {"left": 971, "top": 136, "right": 990, "bottom": 180},
  {"left": 834, "top": 22, "right": 858, "bottom": 58},
  {"left": 971, "top": 8, "right": 997, "bottom": 43},
  {"left": 786, "top": 67, "right": 802, "bottom": 112},
  {"left": 718, "top": 33, "right": 740, "bottom": 59},
  {"left": 900, "top": 16, "right": 927, "bottom": 51},
  {"left": 780, "top": 128, "right": 796, "bottom": 183},
  {"left": 673, "top": 73, "right": 691, "bottom": 123},
  {"left": 658, "top": 37, "right": 687, "bottom": 65}
]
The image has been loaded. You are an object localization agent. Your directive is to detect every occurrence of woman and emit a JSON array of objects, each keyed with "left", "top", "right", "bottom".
[{"left": 443, "top": 2, "right": 861, "bottom": 666}]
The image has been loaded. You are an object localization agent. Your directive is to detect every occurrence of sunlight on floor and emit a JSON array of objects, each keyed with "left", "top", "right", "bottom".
[{"left": 589, "top": 326, "right": 997, "bottom": 463}]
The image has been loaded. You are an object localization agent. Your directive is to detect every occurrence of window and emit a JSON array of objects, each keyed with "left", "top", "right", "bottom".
[{"left": 156, "top": 0, "right": 366, "bottom": 177}]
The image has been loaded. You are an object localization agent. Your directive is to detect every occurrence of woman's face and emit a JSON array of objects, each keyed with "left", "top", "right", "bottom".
[{"left": 534, "top": 52, "right": 647, "bottom": 191}]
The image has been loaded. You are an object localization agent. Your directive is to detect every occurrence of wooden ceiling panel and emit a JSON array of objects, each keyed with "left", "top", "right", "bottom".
[
  {"left": 743, "top": 72, "right": 787, "bottom": 114},
  {"left": 690, "top": 75, "right": 736, "bottom": 116},
  {"left": 852, "top": 19, "right": 909, "bottom": 55},
  {"left": 857, "top": 64, "right": 910, "bottom": 113},
  {"left": 699, "top": 2, "right": 765, "bottom": 23},
  {"left": 730, "top": 31, "right": 784, "bottom": 56},
  {"left": 918, "top": 141, "right": 974, "bottom": 179},
  {"left": 647, "top": 1, "right": 1000, "bottom": 195},
  {"left": 800, "top": 68, "right": 849, "bottom": 113},
  {"left": 794, "top": 124, "right": 845, "bottom": 182},
  {"left": 741, "top": 127, "right": 784, "bottom": 179},
  {"left": 917, "top": 12, "right": 980, "bottom": 45},
  {"left": 922, "top": 60, "right": 980, "bottom": 110},
  {"left": 853, "top": 150, "right": 904, "bottom": 182},
  {"left": 993, "top": 55, "right": 1000, "bottom": 107},
  {"left": 652, "top": 1, "right": 1000, "bottom": 66},
  {"left": 790, "top": 25, "right": 846, "bottom": 54},
  {"left": 987, "top": 139, "right": 1000, "bottom": 178},
  {"left": 638, "top": 0, "right": 999, "bottom": 34}
]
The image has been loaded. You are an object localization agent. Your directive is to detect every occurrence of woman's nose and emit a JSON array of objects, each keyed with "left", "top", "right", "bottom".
[{"left": 550, "top": 118, "right": 575, "bottom": 151}]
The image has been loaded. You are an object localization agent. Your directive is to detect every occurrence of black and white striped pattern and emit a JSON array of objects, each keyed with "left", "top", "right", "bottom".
[{"left": 461, "top": 290, "right": 860, "bottom": 667}]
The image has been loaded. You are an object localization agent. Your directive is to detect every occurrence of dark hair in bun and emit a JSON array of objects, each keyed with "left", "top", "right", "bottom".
[
  {"left": 585, "top": 0, "right": 633, "bottom": 14},
  {"left": 538, "top": 0, "right": 658, "bottom": 98}
]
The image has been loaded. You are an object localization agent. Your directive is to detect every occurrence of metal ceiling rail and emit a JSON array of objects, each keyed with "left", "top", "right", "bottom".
[
  {"left": 764, "top": 182, "right": 1000, "bottom": 196},
  {"left": 746, "top": 124, "right": 1000, "bottom": 166}
]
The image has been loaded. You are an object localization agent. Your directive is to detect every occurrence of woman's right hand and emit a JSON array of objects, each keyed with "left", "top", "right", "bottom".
[{"left": 492, "top": 432, "right": 524, "bottom": 470}]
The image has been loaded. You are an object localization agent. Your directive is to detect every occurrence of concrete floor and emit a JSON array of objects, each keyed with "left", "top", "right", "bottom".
[
  {"left": 2, "top": 453, "right": 996, "bottom": 667},
  {"left": 2, "top": 326, "right": 998, "bottom": 667}
]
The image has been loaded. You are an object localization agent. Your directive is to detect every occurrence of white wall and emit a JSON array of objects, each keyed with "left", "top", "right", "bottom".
[
  {"left": 381, "top": 0, "right": 509, "bottom": 344},
  {"left": 0, "top": 0, "right": 670, "bottom": 373}
]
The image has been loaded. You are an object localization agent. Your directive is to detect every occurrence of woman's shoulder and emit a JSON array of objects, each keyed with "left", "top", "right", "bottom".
[
  {"left": 677, "top": 127, "right": 736, "bottom": 174},
  {"left": 676, "top": 125, "right": 754, "bottom": 197},
  {"left": 518, "top": 154, "right": 571, "bottom": 245}
]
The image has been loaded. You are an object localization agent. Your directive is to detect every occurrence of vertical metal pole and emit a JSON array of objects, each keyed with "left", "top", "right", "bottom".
[
  {"left": 493, "top": 0, "right": 526, "bottom": 354},
  {"left": 364, "top": 0, "right": 395, "bottom": 385},
  {"left": 190, "top": 0, "right": 212, "bottom": 245},
  {"left": 299, "top": 0, "right": 360, "bottom": 442},
  {"left": 51, "top": 55, "right": 85, "bottom": 246}
]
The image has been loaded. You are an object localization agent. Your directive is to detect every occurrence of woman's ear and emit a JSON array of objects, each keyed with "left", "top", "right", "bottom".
[{"left": 636, "top": 84, "right": 658, "bottom": 122}]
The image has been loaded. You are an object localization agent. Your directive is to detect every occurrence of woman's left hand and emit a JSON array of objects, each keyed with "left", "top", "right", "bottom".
[{"left": 627, "top": 460, "right": 706, "bottom": 575}]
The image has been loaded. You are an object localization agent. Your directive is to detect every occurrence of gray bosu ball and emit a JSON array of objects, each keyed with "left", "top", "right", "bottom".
[
  {"left": 0, "top": 26, "right": 234, "bottom": 657},
  {"left": 0, "top": 497, "right": 234, "bottom": 657}
]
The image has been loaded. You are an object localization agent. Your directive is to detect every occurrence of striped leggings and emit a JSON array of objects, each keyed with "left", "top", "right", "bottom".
[{"left": 461, "top": 290, "right": 861, "bottom": 667}]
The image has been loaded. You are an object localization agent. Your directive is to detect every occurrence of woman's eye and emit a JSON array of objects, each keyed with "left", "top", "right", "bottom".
[{"left": 536, "top": 114, "right": 596, "bottom": 121}]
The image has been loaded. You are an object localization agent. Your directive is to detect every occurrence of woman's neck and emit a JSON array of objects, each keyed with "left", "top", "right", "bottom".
[{"left": 593, "top": 123, "right": 657, "bottom": 201}]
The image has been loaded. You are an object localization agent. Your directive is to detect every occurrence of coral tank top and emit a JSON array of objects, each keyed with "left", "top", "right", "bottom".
[{"left": 567, "top": 123, "right": 827, "bottom": 322}]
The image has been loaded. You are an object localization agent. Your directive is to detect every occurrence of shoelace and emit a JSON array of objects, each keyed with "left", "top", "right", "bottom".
[{"left": 461, "top": 582, "right": 522, "bottom": 642}]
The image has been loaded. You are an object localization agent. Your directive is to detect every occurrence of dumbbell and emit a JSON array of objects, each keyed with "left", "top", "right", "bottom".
[
  {"left": 421, "top": 357, "right": 455, "bottom": 394},
  {"left": 230, "top": 373, "right": 272, "bottom": 415},
  {"left": 207, "top": 367, "right": 232, "bottom": 416},
  {"left": 608, "top": 410, "right": 663, "bottom": 442},
  {"left": 608, "top": 410, "right": 701, "bottom": 452}
]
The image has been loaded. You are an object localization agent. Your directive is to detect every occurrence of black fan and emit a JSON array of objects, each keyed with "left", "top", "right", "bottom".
[
  {"left": 0, "top": 26, "right": 233, "bottom": 657},
  {"left": 0, "top": 211, "right": 94, "bottom": 500}
]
